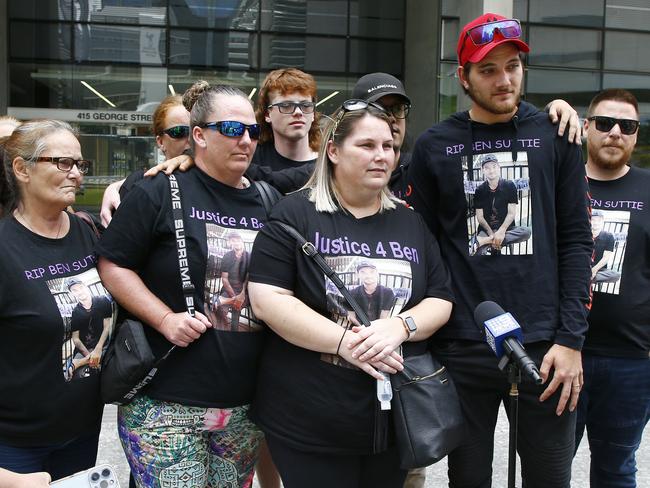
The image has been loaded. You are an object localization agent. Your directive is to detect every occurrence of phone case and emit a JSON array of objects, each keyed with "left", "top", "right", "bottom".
[{"left": 50, "top": 464, "right": 120, "bottom": 488}]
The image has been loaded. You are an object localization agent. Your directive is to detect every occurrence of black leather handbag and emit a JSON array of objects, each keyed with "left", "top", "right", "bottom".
[{"left": 391, "top": 347, "right": 466, "bottom": 469}]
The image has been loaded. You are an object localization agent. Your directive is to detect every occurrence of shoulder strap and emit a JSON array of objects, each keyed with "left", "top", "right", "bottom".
[
  {"left": 254, "top": 179, "right": 281, "bottom": 215},
  {"left": 168, "top": 174, "right": 195, "bottom": 318},
  {"left": 73, "top": 210, "right": 102, "bottom": 238},
  {"left": 277, "top": 222, "right": 371, "bottom": 327},
  {"left": 153, "top": 174, "right": 196, "bottom": 363}
]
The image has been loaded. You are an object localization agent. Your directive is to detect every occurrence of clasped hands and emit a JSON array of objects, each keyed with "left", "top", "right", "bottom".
[{"left": 337, "top": 317, "right": 406, "bottom": 381}]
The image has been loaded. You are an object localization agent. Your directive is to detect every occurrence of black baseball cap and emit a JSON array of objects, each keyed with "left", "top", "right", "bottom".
[{"left": 352, "top": 73, "right": 411, "bottom": 105}]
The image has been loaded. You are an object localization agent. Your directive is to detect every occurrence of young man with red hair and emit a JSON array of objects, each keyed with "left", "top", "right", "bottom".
[{"left": 253, "top": 68, "right": 320, "bottom": 171}]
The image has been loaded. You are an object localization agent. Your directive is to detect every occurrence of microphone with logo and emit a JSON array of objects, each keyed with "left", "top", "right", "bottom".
[{"left": 473, "top": 301, "right": 543, "bottom": 384}]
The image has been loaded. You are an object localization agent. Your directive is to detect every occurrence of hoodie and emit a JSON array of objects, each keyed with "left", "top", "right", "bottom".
[{"left": 407, "top": 101, "right": 592, "bottom": 350}]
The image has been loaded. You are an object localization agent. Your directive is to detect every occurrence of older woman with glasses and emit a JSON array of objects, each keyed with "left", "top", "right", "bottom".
[
  {"left": 97, "top": 81, "right": 278, "bottom": 488},
  {"left": 0, "top": 120, "right": 115, "bottom": 481},
  {"left": 247, "top": 101, "right": 454, "bottom": 488}
]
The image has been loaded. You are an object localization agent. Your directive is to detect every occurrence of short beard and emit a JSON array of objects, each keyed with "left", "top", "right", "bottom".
[
  {"left": 467, "top": 84, "right": 521, "bottom": 115},
  {"left": 588, "top": 145, "right": 631, "bottom": 171}
]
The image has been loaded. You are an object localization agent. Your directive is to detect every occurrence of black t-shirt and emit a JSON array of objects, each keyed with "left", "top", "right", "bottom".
[
  {"left": 586, "top": 166, "right": 650, "bottom": 358},
  {"left": 592, "top": 230, "right": 615, "bottom": 266},
  {"left": 71, "top": 295, "right": 113, "bottom": 350},
  {"left": 96, "top": 168, "right": 271, "bottom": 407},
  {"left": 119, "top": 169, "right": 146, "bottom": 200},
  {"left": 251, "top": 143, "right": 316, "bottom": 172},
  {"left": 248, "top": 191, "right": 454, "bottom": 454},
  {"left": 220, "top": 250, "right": 250, "bottom": 295},
  {"left": 349, "top": 285, "right": 396, "bottom": 321},
  {"left": 473, "top": 178, "right": 518, "bottom": 231},
  {"left": 0, "top": 215, "right": 114, "bottom": 446},
  {"left": 388, "top": 151, "right": 412, "bottom": 200}
]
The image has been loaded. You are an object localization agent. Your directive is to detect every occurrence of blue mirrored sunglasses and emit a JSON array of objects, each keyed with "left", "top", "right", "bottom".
[{"left": 199, "top": 121, "right": 261, "bottom": 140}]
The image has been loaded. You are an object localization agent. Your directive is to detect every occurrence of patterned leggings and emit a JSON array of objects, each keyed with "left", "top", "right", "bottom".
[{"left": 118, "top": 395, "right": 263, "bottom": 488}]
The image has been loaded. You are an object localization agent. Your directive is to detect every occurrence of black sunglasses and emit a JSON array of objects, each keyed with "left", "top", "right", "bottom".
[
  {"left": 160, "top": 125, "right": 190, "bottom": 139},
  {"left": 35, "top": 157, "right": 91, "bottom": 174},
  {"left": 199, "top": 121, "right": 261, "bottom": 140},
  {"left": 268, "top": 101, "right": 316, "bottom": 114},
  {"left": 587, "top": 116, "right": 639, "bottom": 135}
]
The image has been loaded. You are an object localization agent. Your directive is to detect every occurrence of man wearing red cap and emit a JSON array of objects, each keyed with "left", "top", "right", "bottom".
[{"left": 407, "top": 13, "right": 592, "bottom": 487}]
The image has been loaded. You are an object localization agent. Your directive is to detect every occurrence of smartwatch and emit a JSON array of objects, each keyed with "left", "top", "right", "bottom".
[{"left": 398, "top": 315, "right": 417, "bottom": 339}]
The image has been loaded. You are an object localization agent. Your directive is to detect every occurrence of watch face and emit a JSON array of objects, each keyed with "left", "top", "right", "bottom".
[{"left": 405, "top": 316, "right": 417, "bottom": 332}]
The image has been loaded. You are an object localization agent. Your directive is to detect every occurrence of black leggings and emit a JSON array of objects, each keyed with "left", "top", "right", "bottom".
[{"left": 266, "top": 436, "right": 407, "bottom": 488}]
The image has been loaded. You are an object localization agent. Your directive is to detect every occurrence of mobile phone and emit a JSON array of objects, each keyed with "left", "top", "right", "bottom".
[{"left": 50, "top": 464, "right": 120, "bottom": 488}]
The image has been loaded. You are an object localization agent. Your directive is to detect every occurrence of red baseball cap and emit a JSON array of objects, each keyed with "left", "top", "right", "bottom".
[{"left": 457, "top": 13, "right": 530, "bottom": 66}]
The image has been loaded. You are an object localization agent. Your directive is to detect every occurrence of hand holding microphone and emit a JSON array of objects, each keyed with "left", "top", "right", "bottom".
[{"left": 474, "top": 301, "right": 543, "bottom": 384}]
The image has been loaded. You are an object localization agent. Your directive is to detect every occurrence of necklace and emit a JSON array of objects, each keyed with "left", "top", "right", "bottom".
[{"left": 15, "top": 210, "right": 64, "bottom": 239}]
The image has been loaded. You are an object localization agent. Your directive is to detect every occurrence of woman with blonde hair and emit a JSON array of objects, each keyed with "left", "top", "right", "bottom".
[{"left": 247, "top": 101, "right": 454, "bottom": 487}]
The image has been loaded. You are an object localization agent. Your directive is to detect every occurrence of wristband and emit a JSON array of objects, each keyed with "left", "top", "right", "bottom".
[{"left": 159, "top": 311, "right": 173, "bottom": 328}]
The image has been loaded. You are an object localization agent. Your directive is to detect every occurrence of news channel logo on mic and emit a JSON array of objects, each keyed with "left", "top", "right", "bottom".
[{"left": 484, "top": 312, "right": 524, "bottom": 358}]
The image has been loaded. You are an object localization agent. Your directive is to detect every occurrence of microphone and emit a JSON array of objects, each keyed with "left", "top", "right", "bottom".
[{"left": 474, "top": 301, "right": 543, "bottom": 384}]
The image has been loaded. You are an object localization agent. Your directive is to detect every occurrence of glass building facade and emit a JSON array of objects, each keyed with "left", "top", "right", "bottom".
[
  {"left": 4, "top": 0, "right": 406, "bottom": 208},
  {"left": 2, "top": 0, "right": 650, "bottom": 210}
]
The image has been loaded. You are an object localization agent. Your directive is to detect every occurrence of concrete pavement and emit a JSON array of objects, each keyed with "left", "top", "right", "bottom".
[{"left": 97, "top": 404, "right": 649, "bottom": 487}]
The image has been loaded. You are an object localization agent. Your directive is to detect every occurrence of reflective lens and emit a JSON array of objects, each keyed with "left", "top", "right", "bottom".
[
  {"left": 201, "top": 121, "right": 261, "bottom": 140},
  {"left": 35, "top": 157, "right": 91, "bottom": 174},
  {"left": 330, "top": 99, "right": 391, "bottom": 139},
  {"left": 467, "top": 19, "right": 523, "bottom": 46},
  {"left": 341, "top": 99, "right": 386, "bottom": 113},
  {"left": 161, "top": 125, "right": 190, "bottom": 139},
  {"left": 588, "top": 116, "right": 639, "bottom": 135},
  {"left": 268, "top": 101, "right": 316, "bottom": 114}
]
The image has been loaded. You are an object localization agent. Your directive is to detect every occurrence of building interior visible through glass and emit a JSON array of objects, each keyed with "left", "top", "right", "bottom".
[{"left": 4, "top": 0, "right": 650, "bottom": 212}]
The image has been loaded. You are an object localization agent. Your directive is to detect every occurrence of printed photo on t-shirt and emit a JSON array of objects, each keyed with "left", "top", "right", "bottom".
[
  {"left": 320, "top": 257, "right": 412, "bottom": 369},
  {"left": 204, "top": 224, "right": 263, "bottom": 332},
  {"left": 46, "top": 269, "right": 116, "bottom": 382},
  {"left": 463, "top": 152, "right": 533, "bottom": 256},
  {"left": 590, "top": 209, "right": 628, "bottom": 295}
]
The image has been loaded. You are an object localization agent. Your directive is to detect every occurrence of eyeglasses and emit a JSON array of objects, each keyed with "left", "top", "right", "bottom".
[
  {"left": 587, "top": 116, "right": 639, "bottom": 135},
  {"left": 35, "top": 157, "right": 91, "bottom": 174},
  {"left": 199, "top": 121, "right": 261, "bottom": 140},
  {"left": 379, "top": 102, "right": 410, "bottom": 119},
  {"left": 268, "top": 101, "right": 316, "bottom": 114},
  {"left": 160, "top": 125, "right": 190, "bottom": 139},
  {"left": 459, "top": 19, "right": 523, "bottom": 63}
]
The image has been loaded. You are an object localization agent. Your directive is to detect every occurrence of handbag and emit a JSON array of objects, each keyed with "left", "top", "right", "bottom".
[
  {"left": 391, "top": 347, "right": 465, "bottom": 468},
  {"left": 278, "top": 222, "right": 464, "bottom": 468},
  {"left": 100, "top": 173, "right": 195, "bottom": 405}
]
